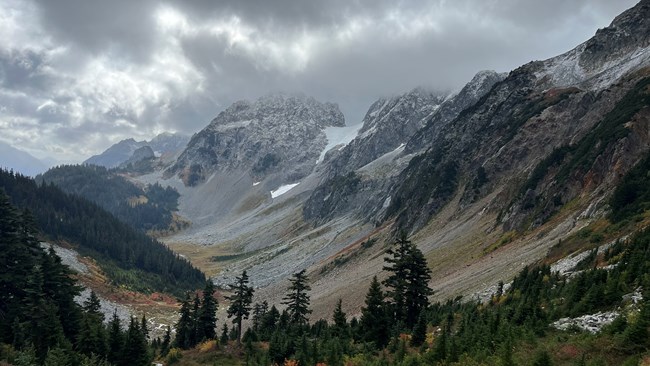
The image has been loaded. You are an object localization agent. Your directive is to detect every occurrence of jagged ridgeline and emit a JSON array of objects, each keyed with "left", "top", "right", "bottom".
[
  {"left": 37, "top": 164, "right": 182, "bottom": 233},
  {"left": 0, "top": 169, "right": 205, "bottom": 295}
]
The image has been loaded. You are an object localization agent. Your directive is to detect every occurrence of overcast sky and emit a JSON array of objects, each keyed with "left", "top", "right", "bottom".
[{"left": 0, "top": 0, "right": 639, "bottom": 163}]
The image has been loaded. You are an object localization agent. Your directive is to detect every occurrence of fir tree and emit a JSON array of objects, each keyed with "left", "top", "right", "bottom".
[
  {"left": 410, "top": 311, "right": 427, "bottom": 347},
  {"left": 360, "top": 276, "right": 389, "bottom": 348},
  {"left": 331, "top": 299, "right": 349, "bottom": 340},
  {"left": 220, "top": 323, "right": 229, "bottom": 345},
  {"left": 282, "top": 269, "right": 312, "bottom": 326},
  {"left": 160, "top": 325, "right": 171, "bottom": 357},
  {"left": 174, "top": 294, "right": 193, "bottom": 349},
  {"left": 226, "top": 271, "right": 254, "bottom": 343},
  {"left": 191, "top": 294, "right": 201, "bottom": 345},
  {"left": 140, "top": 314, "right": 149, "bottom": 342},
  {"left": 122, "top": 316, "right": 150, "bottom": 366},
  {"left": 199, "top": 280, "right": 218, "bottom": 342},
  {"left": 107, "top": 310, "right": 123, "bottom": 365},
  {"left": 383, "top": 232, "right": 433, "bottom": 328},
  {"left": 252, "top": 301, "right": 269, "bottom": 332}
]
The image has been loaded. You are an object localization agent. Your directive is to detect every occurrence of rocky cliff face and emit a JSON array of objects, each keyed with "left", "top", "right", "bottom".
[
  {"left": 167, "top": 94, "right": 344, "bottom": 187},
  {"left": 385, "top": 0, "right": 650, "bottom": 233},
  {"left": 323, "top": 88, "right": 448, "bottom": 176},
  {"left": 303, "top": 70, "right": 505, "bottom": 224},
  {"left": 303, "top": 0, "right": 650, "bottom": 232}
]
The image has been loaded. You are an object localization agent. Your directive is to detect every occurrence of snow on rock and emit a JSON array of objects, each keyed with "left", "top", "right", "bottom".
[
  {"left": 317, "top": 123, "right": 362, "bottom": 163},
  {"left": 552, "top": 311, "right": 620, "bottom": 333},
  {"left": 271, "top": 183, "right": 300, "bottom": 198}
]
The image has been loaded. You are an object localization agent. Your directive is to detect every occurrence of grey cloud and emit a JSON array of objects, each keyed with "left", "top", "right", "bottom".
[
  {"left": 32, "top": 0, "right": 158, "bottom": 62},
  {"left": 0, "top": 49, "right": 58, "bottom": 91},
  {"left": 0, "top": 0, "right": 641, "bottom": 162}
]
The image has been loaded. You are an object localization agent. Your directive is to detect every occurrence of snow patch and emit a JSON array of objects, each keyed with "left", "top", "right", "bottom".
[
  {"left": 317, "top": 123, "right": 362, "bottom": 163},
  {"left": 253, "top": 181, "right": 261, "bottom": 186},
  {"left": 271, "top": 183, "right": 300, "bottom": 198},
  {"left": 214, "top": 119, "right": 253, "bottom": 132}
]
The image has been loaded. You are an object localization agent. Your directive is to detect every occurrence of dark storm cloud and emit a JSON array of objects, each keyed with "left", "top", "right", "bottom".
[
  {"left": 31, "top": 0, "right": 158, "bottom": 61},
  {"left": 0, "top": 0, "right": 641, "bottom": 162}
]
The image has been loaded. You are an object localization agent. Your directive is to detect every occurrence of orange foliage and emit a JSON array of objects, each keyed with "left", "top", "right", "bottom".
[{"left": 284, "top": 360, "right": 299, "bottom": 366}]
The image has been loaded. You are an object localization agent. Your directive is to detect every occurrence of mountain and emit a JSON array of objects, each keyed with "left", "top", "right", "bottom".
[
  {"left": 0, "top": 140, "right": 49, "bottom": 176},
  {"left": 84, "top": 138, "right": 146, "bottom": 168},
  {"left": 167, "top": 93, "right": 345, "bottom": 186},
  {"left": 84, "top": 132, "right": 189, "bottom": 168},
  {"left": 148, "top": 132, "right": 190, "bottom": 157},
  {"left": 120, "top": 145, "right": 155, "bottom": 168},
  {"left": 142, "top": 0, "right": 650, "bottom": 321},
  {"left": 304, "top": 70, "right": 506, "bottom": 224}
]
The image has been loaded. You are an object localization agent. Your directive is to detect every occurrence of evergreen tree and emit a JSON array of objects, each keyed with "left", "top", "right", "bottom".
[
  {"left": 174, "top": 294, "right": 193, "bottom": 349},
  {"left": 140, "top": 314, "right": 149, "bottom": 342},
  {"left": 220, "top": 323, "right": 229, "bottom": 345},
  {"left": 360, "top": 276, "right": 389, "bottom": 348},
  {"left": 122, "top": 316, "right": 150, "bottom": 366},
  {"left": 43, "top": 347, "right": 69, "bottom": 366},
  {"left": 107, "top": 310, "right": 123, "bottom": 365},
  {"left": 331, "top": 299, "right": 349, "bottom": 340},
  {"left": 199, "top": 280, "right": 218, "bottom": 342},
  {"left": 410, "top": 311, "right": 427, "bottom": 347},
  {"left": 282, "top": 270, "right": 312, "bottom": 326},
  {"left": 191, "top": 294, "right": 201, "bottom": 345},
  {"left": 260, "top": 305, "right": 280, "bottom": 340},
  {"left": 226, "top": 271, "right": 254, "bottom": 343},
  {"left": 383, "top": 232, "right": 433, "bottom": 328},
  {"left": 83, "top": 291, "right": 102, "bottom": 317},
  {"left": 160, "top": 325, "right": 171, "bottom": 357},
  {"left": 252, "top": 301, "right": 269, "bottom": 332},
  {"left": 77, "top": 290, "right": 107, "bottom": 357}
]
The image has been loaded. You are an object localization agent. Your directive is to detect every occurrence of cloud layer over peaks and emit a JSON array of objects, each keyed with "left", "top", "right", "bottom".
[{"left": 0, "top": 0, "right": 638, "bottom": 162}]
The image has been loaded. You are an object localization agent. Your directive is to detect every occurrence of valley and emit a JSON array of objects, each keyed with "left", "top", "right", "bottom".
[{"left": 2, "top": 1, "right": 650, "bottom": 365}]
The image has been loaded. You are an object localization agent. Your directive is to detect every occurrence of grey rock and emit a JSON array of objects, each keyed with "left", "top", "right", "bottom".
[
  {"left": 167, "top": 93, "right": 345, "bottom": 186},
  {"left": 120, "top": 145, "right": 155, "bottom": 168}
]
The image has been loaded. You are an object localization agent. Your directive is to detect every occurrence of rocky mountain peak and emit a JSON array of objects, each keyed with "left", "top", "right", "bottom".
[
  {"left": 534, "top": 0, "right": 650, "bottom": 91},
  {"left": 168, "top": 93, "right": 345, "bottom": 186},
  {"left": 405, "top": 70, "right": 506, "bottom": 153},
  {"left": 581, "top": 0, "right": 650, "bottom": 69}
]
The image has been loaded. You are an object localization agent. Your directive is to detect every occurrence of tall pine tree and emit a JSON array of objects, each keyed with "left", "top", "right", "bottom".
[
  {"left": 360, "top": 276, "right": 389, "bottom": 348},
  {"left": 198, "top": 280, "right": 218, "bottom": 342},
  {"left": 226, "top": 271, "right": 254, "bottom": 343},
  {"left": 282, "top": 270, "right": 312, "bottom": 326},
  {"left": 383, "top": 232, "right": 432, "bottom": 328}
]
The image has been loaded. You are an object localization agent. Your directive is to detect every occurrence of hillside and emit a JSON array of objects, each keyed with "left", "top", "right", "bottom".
[
  {"left": 0, "top": 168, "right": 205, "bottom": 295},
  {"left": 38, "top": 164, "right": 185, "bottom": 233}
]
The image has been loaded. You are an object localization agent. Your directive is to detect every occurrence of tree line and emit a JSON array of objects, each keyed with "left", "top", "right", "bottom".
[
  {"left": 0, "top": 168, "right": 205, "bottom": 295},
  {"left": 38, "top": 164, "right": 180, "bottom": 232},
  {"left": 0, "top": 188, "right": 165, "bottom": 365}
]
